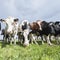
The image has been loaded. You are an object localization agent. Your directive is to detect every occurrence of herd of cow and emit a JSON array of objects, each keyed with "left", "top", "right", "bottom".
[{"left": 0, "top": 16, "right": 60, "bottom": 46}]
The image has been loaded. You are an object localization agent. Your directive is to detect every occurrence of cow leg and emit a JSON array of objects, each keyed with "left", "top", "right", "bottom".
[
  {"left": 18, "top": 37, "right": 23, "bottom": 44},
  {"left": 47, "top": 35, "right": 52, "bottom": 45},
  {"left": 32, "top": 35, "right": 38, "bottom": 45},
  {"left": 29, "top": 34, "right": 34, "bottom": 44},
  {"left": 29, "top": 34, "right": 38, "bottom": 44},
  {"left": 10, "top": 37, "right": 14, "bottom": 45},
  {"left": 9, "top": 35, "right": 13, "bottom": 45},
  {"left": 14, "top": 34, "right": 17, "bottom": 45},
  {"left": 14, "top": 39, "right": 16, "bottom": 45},
  {"left": 3, "top": 35, "right": 7, "bottom": 43},
  {"left": 18, "top": 34, "right": 23, "bottom": 44},
  {"left": 18, "top": 37, "right": 21, "bottom": 43},
  {"left": 3, "top": 36, "right": 6, "bottom": 43},
  {"left": 23, "top": 36, "right": 29, "bottom": 46},
  {"left": 10, "top": 40, "right": 12, "bottom": 45},
  {"left": 18, "top": 37, "right": 21, "bottom": 44},
  {"left": 55, "top": 36, "right": 60, "bottom": 44},
  {"left": 6, "top": 38, "right": 9, "bottom": 43},
  {"left": 40, "top": 35, "right": 44, "bottom": 44},
  {"left": 3, "top": 36, "right": 5, "bottom": 42},
  {"left": 20, "top": 39, "right": 23, "bottom": 44}
]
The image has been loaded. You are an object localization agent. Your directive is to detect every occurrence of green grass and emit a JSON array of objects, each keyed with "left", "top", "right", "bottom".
[{"left": 0, "top": 42, "right": 60, "bottom": 60}]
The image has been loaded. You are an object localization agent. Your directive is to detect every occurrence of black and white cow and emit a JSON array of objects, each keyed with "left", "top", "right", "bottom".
[
  {"left": 49, "top": 21, "right": 60, "bottom": 44},
  {"left": 37, "top": 21, "right": 60, "bottom": 45},
  {"left": 18, "top": 20, "right": 30, "bottom": 46},
  {"left": 0, "top": 16, "right": 19, "bottom": 44}
]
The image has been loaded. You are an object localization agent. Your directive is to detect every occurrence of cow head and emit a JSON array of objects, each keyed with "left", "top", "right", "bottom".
[
  {"left": 21, "top": 20, "right": 29, "bottom": 30},
  {"left": 20, "top": 20, "right": 30, "bottom": 46},
  {"left": 0, "top": 17, "right": 19, "bottom": 34},
  {"left": 54, "top": 21, "right": 60, "bottom": 30},
  {"left": 40, "top": 21, "right": 49, "bottom": 30}
]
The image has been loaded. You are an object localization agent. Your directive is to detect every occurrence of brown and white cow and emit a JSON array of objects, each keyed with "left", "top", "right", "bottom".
[
  {"left": 29, "top": 22, "right": 40, "bottom": 44},
  {"left": 36, "top": 20, "right": 52, "bottom": 45},
  {"left": 29, "top": 20, "right": 52, "bottom": 45}
]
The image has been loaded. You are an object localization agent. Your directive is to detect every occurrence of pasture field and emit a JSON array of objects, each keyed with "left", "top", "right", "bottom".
[{"left": 0, "top": 41, "right": 60, "bottom": 60}]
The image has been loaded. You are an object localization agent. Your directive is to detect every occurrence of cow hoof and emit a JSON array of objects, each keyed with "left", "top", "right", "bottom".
[
  {"left": 14, "top": 43, "right": 16, "bottom": 45},
  {"left": 42, "top": 42, "right": 44, "bottom": 45},
  {"left": 49, "top": 43, "right": 53, "bottom": 45},
  {"left": 10, "top": 42, "right": 12, "bottom": 45},
  {"left": 23, "top": 43, "right": 29, "bottom": 47},
  {"left": 31, "top": 42, "right": 33, "bottom": 44},
  {"left": 35, "top": 42, "right": 38, "bottom": 45}
]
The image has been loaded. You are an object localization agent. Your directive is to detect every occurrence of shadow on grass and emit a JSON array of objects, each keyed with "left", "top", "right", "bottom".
[
  {"left": 0, "top": 40, "right": 25, "bottom": 48},
  {"left": 0, "top": 39, "right": 60, "bottom": 48},
  {"left": 1, "top": 41, "right": 10, "bottom": 48}
]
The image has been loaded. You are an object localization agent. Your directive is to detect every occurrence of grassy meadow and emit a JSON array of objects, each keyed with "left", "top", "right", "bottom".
[{"left": 0, "top": 41, "right": 60, "bottom": 60}]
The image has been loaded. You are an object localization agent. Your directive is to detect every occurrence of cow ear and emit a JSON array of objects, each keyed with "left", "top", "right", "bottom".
[
  {"left": 0, "top": 19, "right": 5, "bottom": 22},
  {"left": 14, "top": 18, "right": 19, "bottom": 22}
]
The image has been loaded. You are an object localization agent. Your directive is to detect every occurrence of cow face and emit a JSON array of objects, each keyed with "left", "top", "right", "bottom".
[
  {"left": 55, "top": 21, "right": 60, "bottom": 25},
  {"left": 54, "top": 21, "right": 60, "bottom": 31},
  {"left": 0, "top": 17, "right": 19, "bottom": 34}
]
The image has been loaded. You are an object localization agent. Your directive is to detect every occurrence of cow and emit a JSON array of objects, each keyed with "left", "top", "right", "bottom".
[
  {"left": 1, "top": 29, "right": 12, "bottom": 43},
  {"left": 0, "top": 16, "right": 19, "bottom": 44},
  {"left": 18, "top": 20, "right": 30, "bottom": 46},
  {"left": 37, "top": 21, "right": 60, "bottom": 45},
  {"left": 29, "top": 22, "right": 40, "bottom": 44},
  {"left": 29, "top": 20, "right": 51, "bottom": 45},
  {"left": 21, "top": 20, "right": 49, "bottom": 45},
  {"left": 38, "top": 21, "right": 53, "bottom": 45},
  {"left": 49, "top": 21, "right": 60, "bottom": 44}
]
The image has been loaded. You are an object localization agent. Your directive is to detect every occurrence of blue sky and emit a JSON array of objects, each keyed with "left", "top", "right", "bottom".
[
  {"left": 0, "top": 0, "right": 60, "bottom": 29},
  {"left": 0, "top": 0, "right": 60, "bottom": 21}
]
